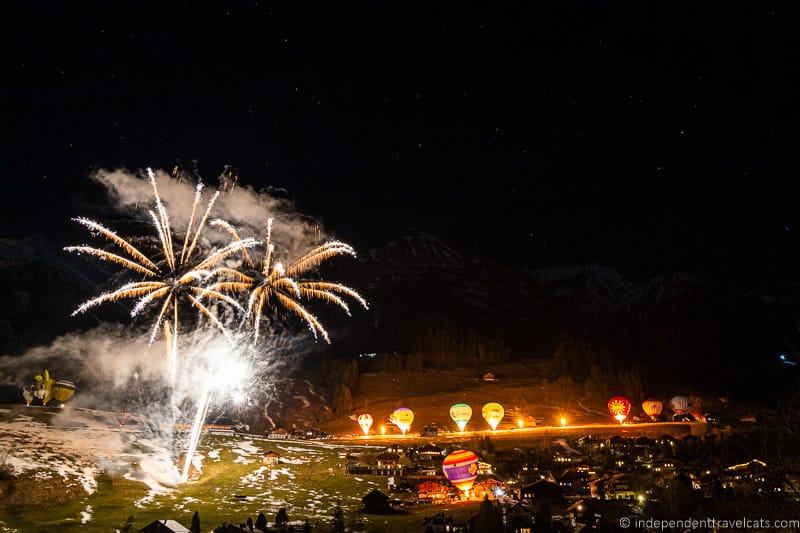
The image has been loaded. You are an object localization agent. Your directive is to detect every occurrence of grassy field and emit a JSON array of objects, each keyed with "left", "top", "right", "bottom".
[{"left": 0, "top": 410, "right": 480, "bottom": 533}]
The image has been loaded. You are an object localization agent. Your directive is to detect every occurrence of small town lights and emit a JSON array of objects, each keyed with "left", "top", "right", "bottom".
[
  {"left": 637, "top": 494, "right": 646, "bottom": 504},
  {"left": 560, "top": 416, "right": 568, "bottom": 427}
]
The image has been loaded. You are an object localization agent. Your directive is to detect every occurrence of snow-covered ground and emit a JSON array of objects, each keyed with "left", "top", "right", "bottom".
[{"left": 0, "top": 406, "right": 388, "bottom": 526}]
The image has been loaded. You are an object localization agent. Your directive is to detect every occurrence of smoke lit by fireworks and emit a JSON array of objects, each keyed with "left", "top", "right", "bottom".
[
  {"left": 63, "top": 167, "right": 365, "bottom": 483},
  {"left": 66, "top": 169, "right": 258, "bottom": 351}
]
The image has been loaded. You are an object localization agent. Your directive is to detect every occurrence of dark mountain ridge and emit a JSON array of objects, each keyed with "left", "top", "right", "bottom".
[{"left": 1, "top": 233, "right": 798, "bottom": 401}]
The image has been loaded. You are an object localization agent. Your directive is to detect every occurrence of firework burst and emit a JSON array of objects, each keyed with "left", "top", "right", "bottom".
[
  {"left": 65, "top": 169, "right": 257, "bottom": 351},
  {"left": 208, "top": 217, "right": 368, "bottom": 343}
]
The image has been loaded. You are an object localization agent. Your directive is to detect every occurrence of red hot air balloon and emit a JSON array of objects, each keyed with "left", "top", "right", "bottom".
[
  {"left": 442, "top": 449, "right": 479, "bottom": 494},
  {"left": 641, "top": 399, "right": 663, "bottom": 422},
  {"left": 607, "top": 396, "right": 631, "bottom": 424}
]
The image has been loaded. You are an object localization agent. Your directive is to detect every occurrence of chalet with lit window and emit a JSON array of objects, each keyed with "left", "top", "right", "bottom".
[
  {"left": 418, "top": 480, "right": 450, "bottom": 504},
  {"left": 471, "top": 477, "right": 508, "bottom": 500}
]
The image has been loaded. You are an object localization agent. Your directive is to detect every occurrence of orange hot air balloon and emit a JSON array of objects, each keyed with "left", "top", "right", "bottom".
[
  {"left": 357, "top": 413, "right": 373, "bottom": 435},
  {"left": 442, "top": 449, "right": 479, "bottom": 493},
  {"left": 607, "top": 396, "right": 631, "bottom": 424},
  {"left": 449, "top": 403, "right": 473, "bottom": 431},
  {"left": 481, "top": 402, "right": 505, "bottom": 430},
  {"left": 642, "top": 399, "right": 663, "bottom": 422},
  {"left": 390, "top": 407, "right": 414, "bottom": 434}
]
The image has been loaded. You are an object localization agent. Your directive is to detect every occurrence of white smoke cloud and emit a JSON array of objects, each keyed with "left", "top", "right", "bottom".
[
  {"left": 0, "top": 165, "right": 334, "bottom": 491},
  {"left": 91, "top": 167, "right": 323, "bottom": 257}
]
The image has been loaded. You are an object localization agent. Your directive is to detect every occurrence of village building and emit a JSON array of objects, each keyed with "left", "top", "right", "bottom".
[
  {"left": 477, "top": 461, "right": 494, "bottom": 475},
  {"left": 262, "top": 450, "right": 280, "bottom": 466},
  {"left": 651, "top": 458, "right": 679, "bottom": 475},
  {"left": 417, "top": 480, "right": 450, "bottom": 504},
  {"left": 602, "top": 473, "right": 636, "bottom": 500},
  {"left": 505, "top": 502, "right": 534, "bottom": 531},
  {"left": 520, "top": 479, "right": 562, "bottom": 502},
  {"left": 417, "top": 444, "right": 443, "bottom": 461},
  {"left": 557, "top": 469, "right": 591, "bottom": 497},
  {"left": 422, "top": 512, "right": 456, "bottom": 533},
  {"left": 140, "top": 519, "right": 190, "bottom": 533},
  {"left": 361, "top": 488, "right": 391, "bottom": 513},
  {"left": 266, "top": 428, "right": 289, "bottom": 440},
  {"left": 376, "top": 451, "right": 400, "bottom": 468},
  {"left": 472, "top": 477, "right": 508, "bottom": 500},
  {"left": 374, "top": 451, "right": 403, "bottom": 476}
]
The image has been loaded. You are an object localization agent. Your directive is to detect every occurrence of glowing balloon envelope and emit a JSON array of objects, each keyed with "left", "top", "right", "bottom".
[
  {"left": 52, "top": 381, "right": 76, "bottom": 404},
  {"left": 481, "top": 402, "right": 505, "bottom": 430},
  {"left": 442, "top": 449, "right": 479, "bottom": 493},
  {"left": 688, "top": 395, "right": 704, "bottom": 420},
  {"left": 357, "top": 413, "right": 373, "bottom": 435},
  {"left": 390, "top": 407, "right": 414, "bottom": 434},
  {"left": 449, "top": 403, "right": 473, "bottom": 431},
  {"left": 607, "top": 396, "right": 631, "bottom": 424},
  {"left": 642, "top": 399, "right": 663, "bottom": 421},
  {"left": 669, "top": 395, "right": 689, "bottom": 414}
]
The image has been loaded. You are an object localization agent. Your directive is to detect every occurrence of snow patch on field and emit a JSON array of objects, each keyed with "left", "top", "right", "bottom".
[
  {"left": 80, "top": 505, "right": 93, "bottom": 524},
  {"left": 124, "top": 471, "right": 174, "bottom": 508},
  {"left": 268, "top": 467, "right": 293, "bottom": 481},
  {"left": 280, "top": 456, "right": 307, "bottom": 464},
  {"left": 232, "top": 440, "right": 260, "bottom": 455},
  {"left": 240, "top": 466, "right": 268, "bottom": 486}
]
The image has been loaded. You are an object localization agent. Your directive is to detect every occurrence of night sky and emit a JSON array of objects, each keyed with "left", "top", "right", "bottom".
[{"left": 5, "top": 3, "right": 800, "bottom": 281}]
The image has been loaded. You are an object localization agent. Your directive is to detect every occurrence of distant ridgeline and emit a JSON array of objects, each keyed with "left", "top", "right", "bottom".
[{"left": 2, "top": 232, "right": 800, "bottom": 403}]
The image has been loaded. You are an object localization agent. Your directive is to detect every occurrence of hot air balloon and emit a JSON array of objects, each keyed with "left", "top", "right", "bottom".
[
  {"left": 31, "top": 370, "right": 75, "bottom": 406},
  {"left": 390, "top": 407, "right": 414, "bottom": 434},
  {"left": 642, "top": 399, "right": 663, "bottom": 422},
  {"left": 52, "top": 381, "right": 76, "bottom": 404},
  {"left": 449, "top": 403, "right": 473, "bottom": 432},
  {"left": 357, "top": 413, "right": 373, "bottom": 435},
  {"left": 481, "top": 402, "right": 504, "bottom": 430},
  {"left": 34, "top": 370, "right": 55, "bottom": 405},
  {"left": 607, "top": 396, "right": 631, "bottom": 424},
  {"left": 669, "top": 395, "right": 689, "bottom": 414},
  {"left": 22, "top": 387, "right": 34, "bottom": 406},
  {"left": 442, "top": 449, "right": 479, "bottom": 494},
  {"left": 688, "top": 395, "right": 704, "bottom": 421}
]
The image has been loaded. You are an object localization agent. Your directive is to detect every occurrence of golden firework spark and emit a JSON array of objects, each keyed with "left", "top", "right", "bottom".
[
  {"left": 209, "top": 217, "right": 368, "bottom": 343},
  {"left": 66, "top": 168, "right": 258, "bottom": 347}
]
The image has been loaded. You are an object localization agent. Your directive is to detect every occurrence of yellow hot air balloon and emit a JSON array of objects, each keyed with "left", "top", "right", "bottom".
[
  {"left": 390, "top": 407, "right": 414, "bottom": 434},
  {"left": 642, "top": 399, "right": 663, "bottom": 422},
  {"left": 449, "top": 403, "right": 472, "bottom": 432},
  {"left": 52, "top": 381, "right": 76, "bottom": 404},
  {"left": 481, "top": 402, "right": 504, "bottom": 430},
  {"left": 34, "top": 370, "right": 55, "bottom": 405},
  {"left": 357, "top": 413, "right": 373, "bottom": 435},
  {"left": 32, "top": 370, "right": 75, "bottom": 406}
]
